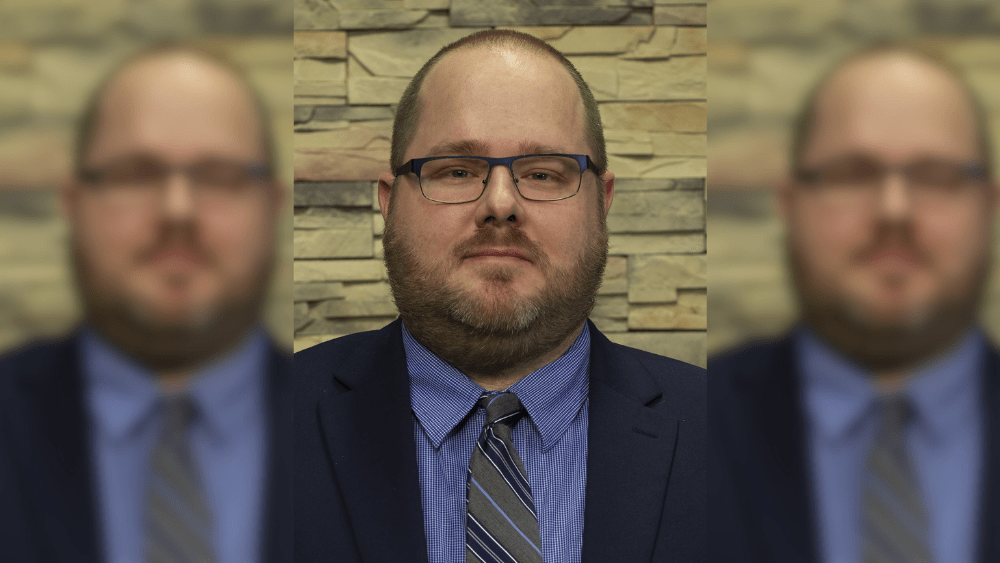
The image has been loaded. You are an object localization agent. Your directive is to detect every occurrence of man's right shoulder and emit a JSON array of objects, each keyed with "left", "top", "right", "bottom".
[
  {"left": 0, "top": 334, "right": 77, "bottom": 382},
  {"left": 708, "top": 334, "right": 795, "bottom": 385}
]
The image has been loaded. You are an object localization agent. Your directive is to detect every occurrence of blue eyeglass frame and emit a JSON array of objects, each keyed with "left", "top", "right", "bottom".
[{"left": 393, "top": 153, "right": 601, "bottom": 203}]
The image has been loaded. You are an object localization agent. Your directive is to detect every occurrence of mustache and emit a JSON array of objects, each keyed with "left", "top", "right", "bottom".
[
  {"left": 135, "top": 222, "right": 216, "bottom": 266},
  {"left": 850, "top": 222, "right": 932, "bottom": 266},
  {"left": 453, "top": 228, "right": 545, "bottom": 264}
]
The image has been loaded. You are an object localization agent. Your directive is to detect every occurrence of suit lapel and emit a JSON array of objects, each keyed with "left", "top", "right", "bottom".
[
  {"left": 736, "top": 337, "right": 818, "bottom": 562},
  {"left": 316, "top": 321, "right": 429, "bottom": 563},
  {"left": 15, "top": 335, "right": 103, "bottom": 563},
  {"left": 260, "top": 345, "right": 293, "bottom": 563},
  {"left": 581, "top": 324, "right": 678, "bottom": 563}
]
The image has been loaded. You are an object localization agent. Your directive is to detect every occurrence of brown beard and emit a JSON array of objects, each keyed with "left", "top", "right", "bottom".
[
  {"left": 383, "top": 204, "right": 608, "bottom": 377},
  {"left": 786, "top": 222, "right": 990, "bottom": 373},
  {"left": 70, "top": 222, "right": 274, "bottom": 373}
]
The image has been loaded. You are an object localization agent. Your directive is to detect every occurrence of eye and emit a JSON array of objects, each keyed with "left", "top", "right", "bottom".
[{"left": 447, "top": 168, "right": 471, "bottom": 179}]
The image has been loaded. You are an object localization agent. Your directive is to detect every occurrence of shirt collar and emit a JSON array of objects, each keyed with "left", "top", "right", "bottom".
[
  {"left": 404, "top": 322, "right": 590, "bottom": 451},
  {"left": 81, "top": 326, "right": 269, "bottom": 444},
  {"left": 797, "top": 327, "right": 983, "bottom": 443}
]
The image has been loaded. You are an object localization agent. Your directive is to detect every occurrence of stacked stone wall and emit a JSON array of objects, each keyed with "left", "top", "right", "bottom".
[{"left": 294, "top": 0, "right": 708, "bottom": 366}]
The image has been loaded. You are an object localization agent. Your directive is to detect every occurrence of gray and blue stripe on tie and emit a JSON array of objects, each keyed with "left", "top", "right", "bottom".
[{"left": 466, "top": 392, "right": 543, "bottom": 563}]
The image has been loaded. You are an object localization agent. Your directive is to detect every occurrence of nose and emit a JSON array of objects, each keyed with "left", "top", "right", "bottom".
[
  {"left": 876, "top": 168, "right": 913, "bottom": 223},
  {"left": 161, "top": 167, "right": 197, "bottom": 222},
  {"left": 474, "top": 164, "right": 524, "bottom": 228}
]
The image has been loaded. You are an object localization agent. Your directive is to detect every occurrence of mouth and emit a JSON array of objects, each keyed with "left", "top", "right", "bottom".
[
  {"left": 146, "top": 247, "right": 207, "bottom": 270},
  {"left": 463, "top": 247, "right": 532, "bottom": 262}
]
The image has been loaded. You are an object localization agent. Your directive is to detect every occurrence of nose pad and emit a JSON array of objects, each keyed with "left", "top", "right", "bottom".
[{"left": 482, "top": 164, "right": 518, "bottom": 192}]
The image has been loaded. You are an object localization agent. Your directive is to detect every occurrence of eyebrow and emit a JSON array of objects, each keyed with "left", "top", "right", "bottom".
[{"left": 423, "top": 140, "right": 572, "bottom": 158}]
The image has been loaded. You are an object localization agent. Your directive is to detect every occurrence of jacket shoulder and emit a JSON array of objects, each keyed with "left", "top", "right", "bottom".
[{"left": 0, "top": 335, "right": 77, "bottom": 382}]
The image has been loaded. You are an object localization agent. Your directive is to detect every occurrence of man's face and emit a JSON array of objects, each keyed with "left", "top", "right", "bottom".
[
  {"left": 64, "top": 55, "right": 280, "bottom": 362},
  {"left": 783, "top": 54, "right": 996, "bottom": 350},
  {"left": 379, "top": 46, "right": 614, "bottom": 374}
]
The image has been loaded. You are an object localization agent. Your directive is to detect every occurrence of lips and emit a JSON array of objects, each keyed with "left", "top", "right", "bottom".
[{"left": 464, "top": 247, "right": 531, "bottom": 261}]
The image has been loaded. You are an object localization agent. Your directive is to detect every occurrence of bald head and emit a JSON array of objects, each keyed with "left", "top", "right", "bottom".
[
  {"left": 76, "top": 46, "right": 273, "bottom": 176},
  {"left": 793, "top": 47, "right": 992, "bottom": 180},
  {"left": 390, "top": 29, "right": 606, "bottom": 174}
]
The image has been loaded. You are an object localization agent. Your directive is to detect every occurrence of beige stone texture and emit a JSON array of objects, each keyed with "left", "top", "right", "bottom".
[
  {"left": 349, "top": 28, "right": 488, "bottom": 78},
  {"left": 294, "top": 259, "right": 387, "bottom": 282},
  {"left": 315, "top": 299, "right": 398, "bottom": 318},
  {"left": 607, "top": 155, "right": 706, "bottom": 178},
  {"left": 618, "top": 56, "right": 706, "bottom": 100},
  {"left": 347, "top": 76, "right": 410, "bottom": 104},
  {"left": 653, "top": 5, "right": 706, "bottom": 25},
  {"left": 627, "top": 290, "right": 706, "bottom": 330},
  {"left": 294, "top": 282, "right": 346, "bottom": 302},
  {"left": 294, "top": 228, "right": 373, "bottom": 259},
  {"left": 629, "top": 254, "right": 705, "bottom": 303},
  {"left": 295, "top": 31, "right": 348, "bottom": 59},
  {"left": 512, "top": 26, "right": 656, "bottom": 55},
  {"left": 593, "top": 295, "right": 629, "bottom": 319},
  {"left": 599, "top": 102, "right": 706, "bottom": 132},
  {"left": 339, "top": 9, "right": 429, "bottom": 30},
  {"left": 599, "top": 256, "right": 628, "bottom": 295},
  {"left": 607, "top": 331, "right": 706, "bottom": 367},
  {"left": 295, "top": 147, "right": 391, "bottom": 181},
  {"left": 341, "top": 281, "right": 392, "bottom": 301},
  {"left": 608, "top": 190, "right": 704, "bottom": 233},
  {"left": 609, "top": 233, "right": 705, "bottom": 255}
]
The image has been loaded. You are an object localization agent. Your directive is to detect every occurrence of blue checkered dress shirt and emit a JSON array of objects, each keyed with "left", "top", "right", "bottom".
[{"left": 403, "top": 322, "right": 590, "bottom": 563}]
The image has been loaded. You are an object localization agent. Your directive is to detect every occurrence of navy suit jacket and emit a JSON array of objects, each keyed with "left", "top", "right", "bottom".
[
  {"left": 709, "top": 335, "right": 1000, "bottom": 563},
  {"left": 0, "top": 331, "right": 293, "bottom": 563},
  {"left": 294, "top": 319, "right": 706, "bottom": 563}
]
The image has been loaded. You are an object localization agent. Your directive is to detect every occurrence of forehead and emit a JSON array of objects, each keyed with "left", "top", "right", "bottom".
[
  {"left": 804, "top": 54, "right": 980, "bottom": 164},
  {"left": 86, "top": 55, "right": 263, "bottom": 164},
  {"left": 410, "top": 46, "right": 586, "bottom": 157}
]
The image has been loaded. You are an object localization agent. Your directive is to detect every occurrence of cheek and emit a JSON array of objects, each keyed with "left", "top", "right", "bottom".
[
  {"left": 790, "top": 204, "right": 870, "bottom": 277},
  {"left": 202, "top": 206, "right": 274, "bottom": 276},
  {"left": 919, "top": 209, "right": 990, "bottom": 280},
  {"left": 74, "top": 204, "right": 155, "bottom": 275}
]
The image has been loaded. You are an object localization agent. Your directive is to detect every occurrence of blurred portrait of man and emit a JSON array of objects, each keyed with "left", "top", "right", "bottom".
[
  {"left": 294, "top": 29, "right": 706, "bottom": 563},
  {"left": 0, "top": 45, "right": 291, "bottom": 563},
  {"left": 710, "top": 45, "right": 1000, "bottom": 563}
]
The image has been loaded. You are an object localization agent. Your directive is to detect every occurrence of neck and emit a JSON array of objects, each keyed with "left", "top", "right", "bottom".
[{"left": 464, "top": 322, "right": 586, "bottom": 391}]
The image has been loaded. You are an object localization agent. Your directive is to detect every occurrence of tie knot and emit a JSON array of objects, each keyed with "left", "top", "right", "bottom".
[
  {"left": 876, "top": 392, "right": 913, "bottom": 434},
  {"left": 160, "top": 392, "right": 197, "bottom": 440},
  {"left": 478, "top": 392, "right": 525, "bottom": 428}
]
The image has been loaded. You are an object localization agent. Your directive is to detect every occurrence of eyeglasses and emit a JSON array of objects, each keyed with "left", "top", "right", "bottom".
[
  {"left": 393, "top": 153, "right": 600, "bottom": 204},
  {"left": 78, "top": 156, "right": 273, "bottom": 209},
  {"left": 794, "top": 156, "right": 990, "bottom": 207}
]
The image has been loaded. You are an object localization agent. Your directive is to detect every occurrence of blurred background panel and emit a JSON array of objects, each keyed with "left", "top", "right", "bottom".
[
  {"left": 708, "top": 0, "right": 1000, "bottom": 355},
  {"left": 0, "top": 0, "right": 293, "bottom": 352},
  {"left": 293, "top": 0, "right": 709, "bottom": 366}
]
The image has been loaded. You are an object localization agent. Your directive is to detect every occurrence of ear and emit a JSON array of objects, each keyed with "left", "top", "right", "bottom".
[
  {"left": 599, "top": 170, "right": 615, "bottom": 217},
  {"left": 378, "top": 171, "right": 395, "bottom": 222}
]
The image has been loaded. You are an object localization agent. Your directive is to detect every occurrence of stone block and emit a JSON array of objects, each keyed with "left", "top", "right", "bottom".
[
  {"left": 294, "top": 208, "right": 371, "bottom": 229},
  {"left": 294, "top": 282, "right": 345, "bottom": 302},
  {"left": 348, "top": 76, "right": 410, "bottom": 104},
  {"left": 294, "top": 259, "right": 387, "bottom": 282},
  {"left": 618, "top": 56, "right": 706, "bottom": 100},
  {"left": 295, "top": 105, "right": 315, "bottom": 123},
  {"left": 349, "top": 28, "right": 489, "bottom": 78},
  {"left": 294, "top": 302, "right": 311, "bottom": 330},
  {"left": 450, "top": 2, "right": 631, "bottom": 26},
  {"left": 512, "top": 26, "right": 655, "bottom": 55},
  {"left": 628, "top": 254, "right": 705, "bottom": 303},
  {"left": 296, "top": 81, "right": 348, "bottom": 97},
  {"left": 315, "top": 299, "right": 398, "bottom": 318},
  {"left": 593, "top": 295, "right": 628, "bottom": 319},
  {"left": 613, "top": 178, "right": 703, "bottom": 191},
  {"left": 296, "top": 120, "right": 351, "bottom": 133},
  {"left": 295, "top": 31, "right": 347, "bottom": 58},
  {"left": 567, "top": 56, "right": 619, "bottom": 101},
  {"left": 598, "top": 255, "right": 627, "bottom": 295},
  {"left": 294, "top": 128, "right": 391, "bottom": 150},
  {"left": 341, "top": 281, "right": 393, "bottom": 301},
  {"left": 653, "top": 4, "right": 706, "bottom": 25},
  {"left": 373, "top": 213, "right": 385, "bottom": 235},
  {"left": 628, "top": 290, "right": 706, "bottom": 330},
  {"left": 606, "top": 331, "right": 705, "bottom": 367},
  {"left": 651, "top": 132, "right": 706, "bottom": 156},
  {"left": 295, "top": 147, "right": 391, "bottom": 181},
  {"left": 609, "top": 233, "right": 704, "bottom": 254},
  {"left": 673, "top": 26, "right": 706, "bottom": 55},
  {"left": 599, "top": 102, "right": 706, "bottom": 132},
  {"left": 299, "top": 317, "right": 396, "bottom": 335},
  {"left": 405, "top": 0, "right": 450, "bottom": 8},
  {"left": 295, "top": 58, "right": 345, "bottom": 82},
  {"left": 339, "top": 9, "right": 428, "bottom": 29},
  {"left": 606, "top": 129, "right": 653, "bottom": 156},
  {"left": 608, "top": 190, "right": 704, "bottom": 232},
  {"left": 313, "top": 105, "right": 395, "bottom": 122},
  {"left": 294, "top": 228, "right": 373, "bottom": 258},
  {"left": 0, "top": 127, "right": 72, "bottom": 189},
  {"left": 0, "top": 42, "right": 30, "bottom": 70},
  {"left": 607, "top": 155, "right": 705, "bottom": 179},
  {"left": 295, "top": 181, "right": 374, "bottom": 206}
]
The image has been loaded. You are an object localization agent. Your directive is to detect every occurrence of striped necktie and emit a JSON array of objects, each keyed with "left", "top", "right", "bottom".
[
  {"left": 466, "top": 392, "right": 543, "bottom": 563},
  {"left": 860, "top": 393, "right": 932, "bottom": 563},
  {"left": 144, "top": 393, "right": 215, "bottom": 563}
]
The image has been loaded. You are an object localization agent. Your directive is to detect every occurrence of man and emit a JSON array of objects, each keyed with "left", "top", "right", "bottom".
[
  {"left": 294, "top": 30, "right": 706, "bottom": 563},
  {"left": 0, "top": 46, "right": 291, "bottom": 563},
  {"left": 710, "top": 46, "right": 1000, "bottom": 562}
]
